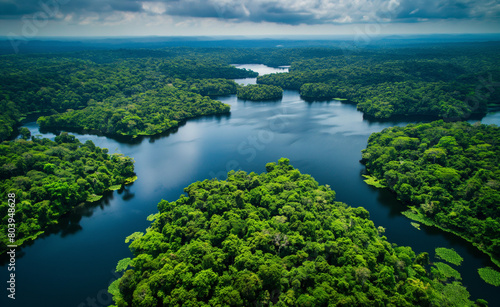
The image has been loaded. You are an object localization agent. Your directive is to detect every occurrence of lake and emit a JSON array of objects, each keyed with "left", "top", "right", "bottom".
[{"left": 1, "top": 64, "right": 499, "bottom": 306}]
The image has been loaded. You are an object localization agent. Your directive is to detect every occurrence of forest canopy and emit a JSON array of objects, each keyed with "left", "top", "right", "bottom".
[
  {"left": 1, "top": 44, "right": 499, "bottom": 140},
  {"left": 0, "top": 133, "right": 136, "bottom": 253},
  {"left": 0, "top": 52, "right": 254, "bottom": 140},
  {"left": 109, "top": 158, "right": 482, "bottom": 307},
  {"left": 361, "top": 121, "right": 500, "bottom": 267},
  {"left": 237, "top": 84, "right": 284, "bottom": 101},
  {"left": 257, "top": 44, "right": 499, "bottom": 119},
  {"left": 37, "top": 86, "right": 230, "bottom": 137},
  {"left": 171, "top": 79, "right": 239, "bottom": 97}
]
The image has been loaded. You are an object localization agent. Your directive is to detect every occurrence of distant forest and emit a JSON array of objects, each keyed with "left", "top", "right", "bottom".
[
  {"left": 1, "top": 43, "right": 499, "bottom": 139},
  {"left": 257, "top": 44, "right": 499, "bottom": 119}
]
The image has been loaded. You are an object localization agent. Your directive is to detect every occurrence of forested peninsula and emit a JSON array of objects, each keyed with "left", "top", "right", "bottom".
[
  {"left": 0, "top": 133, "right": 135, "bottom": 253},
  {"left": 361, "top": 121, "right": 500, "bottom": 267},
  {"left": 37, "top": 86, "right": 230, "bottom": 137},
  {"left": 109, "top": 159, "right": 483, "bottom": 307}
]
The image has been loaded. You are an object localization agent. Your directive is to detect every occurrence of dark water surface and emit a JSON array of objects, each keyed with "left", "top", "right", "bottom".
[{"left": 2, "top": 64, "right": 500, "bottom": 306}]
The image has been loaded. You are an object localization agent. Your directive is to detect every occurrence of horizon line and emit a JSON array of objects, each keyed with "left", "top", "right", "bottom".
[{"left": 1, "top": 33, "right": 500, "bottom": 40}]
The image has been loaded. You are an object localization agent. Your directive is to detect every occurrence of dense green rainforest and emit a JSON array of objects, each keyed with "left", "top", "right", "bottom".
[
  {"left": 256, "top": 44, "right": 499, "bottom": 119},
  {"left": 0, "top": 43, "right": 499, "bottom": 303},
  {"left": 237, "top": 84, "right": 284, "bottom": 101},
  {"left": 37, "top": 87, "right": 231, "bottom": 137},
  {"left": 109, "top": 159, "right": 484, "bottom": 306},
  {"left": 0, "top": 53, "right": 256, "bottom": 140},
  {"left": 1, "top": 43, "right": 499, "bottom": 140},
  {"left": 0, "top": 133, "right": 135, "bottom": 253},
  {"left": 361, "top": 121, "right": 500, "bottom": 267}
]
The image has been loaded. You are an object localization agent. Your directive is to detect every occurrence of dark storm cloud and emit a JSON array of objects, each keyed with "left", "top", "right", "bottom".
[
  {"left": 162, "top": 0, "right": 248, "bottom": 19},
  {"left": 160, "top": 0, "right": 372, "bottom": 24},
  {"left": 394, "top": 0, "right": 492, "bottom": 20},
  {"left": 0, "top": 0, "right": 498, "bottom": 24},
  {"left": 0, "top": 1, "right": 39, "bottom": 17},
  {"left": 107, "top": 1, "right": 143, "bottom": 12},
  {"left": 238, "top": 2, "right": 325, "bottom": 25},
  {"left": 160, "top": 0, "right": 500, "bottom": 24},
  {"left": 0, "top": 0, "right": 142, "bottom": 17},
  {"left": 162, "top": 0, "right": 323, "bottom": 25}
]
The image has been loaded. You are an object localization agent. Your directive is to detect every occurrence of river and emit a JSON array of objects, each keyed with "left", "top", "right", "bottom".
[{"left": 1, "top": 64, "right": 499, "bottom": 306}]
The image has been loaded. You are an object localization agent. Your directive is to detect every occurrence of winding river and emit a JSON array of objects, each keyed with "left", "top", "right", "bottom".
[{"left": 1, "top": 64, "right": 499, "bottom": 307}]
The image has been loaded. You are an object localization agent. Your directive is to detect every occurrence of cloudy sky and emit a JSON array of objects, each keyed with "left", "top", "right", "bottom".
[{"left": 1, "top": 0, "right": 499, "bottom": 37}]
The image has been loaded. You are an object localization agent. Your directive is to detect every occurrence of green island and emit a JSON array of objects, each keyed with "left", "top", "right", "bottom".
[
  {"left": 257, "top": 43, "right": 499, "bottom": 119},
  {"left": 109, "top": 159, "right": 483, "bottom": 306},
  {"left": 433, "top": 262, "right": 462, "bottom": 281},
  {"left": 410, "top": 222, "right": 421, "bottom": 230},
  {"left": 237, "top": 84, "right": 284, "bottom": 101},
  {"left": 435, "top": 247, "right": 464, "bottom": 266},
  {"left": 361, "top": 120, "right": 500, "bottom": 267},
  {"left": 478, "top": 267, "right": 500, "bottom": 286},
  {"left": 0, "top": 132, "right": 135, "bottom": 253},
  {"left": 431, "top": 247, "right": 464, "bottom": 282}
]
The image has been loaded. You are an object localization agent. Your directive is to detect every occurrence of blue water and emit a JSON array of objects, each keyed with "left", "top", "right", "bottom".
[{"left": 1, "top": 64, "right": 499, "bottom": 307}]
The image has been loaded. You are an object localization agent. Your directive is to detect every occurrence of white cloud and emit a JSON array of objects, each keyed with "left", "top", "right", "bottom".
[{"left": 141, "top": 2, "right": 166, "bottom": 15}]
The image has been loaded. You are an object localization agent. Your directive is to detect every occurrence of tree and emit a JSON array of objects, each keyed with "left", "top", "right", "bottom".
[
  {"left": 110, "top": 160, "right": 478, "bottom": 306},
  {"left": 362, "top": 121, "right": 500, "bottom": 265},
  {"left": 19, "top": 127, "right": 31, "bottom": 140},
  {"left": 0, "top": 135, "right": 136, "bottom": 253}
]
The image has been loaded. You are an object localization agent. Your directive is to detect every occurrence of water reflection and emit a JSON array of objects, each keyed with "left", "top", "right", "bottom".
[{"left": 1, "top": 64, "right": 499, "bottom": 307}]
